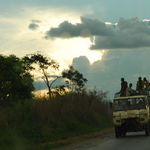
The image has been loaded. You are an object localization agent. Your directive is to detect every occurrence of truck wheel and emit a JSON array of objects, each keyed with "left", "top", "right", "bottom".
[
  {"left": 122, "top": 131, "right": 126, "bottom": 137},
  {"left": 115, "top": 127, "right": 120, "bottom": 138},
  {"left": 145, "top": 124, "right": 149, "bottom": 136}
]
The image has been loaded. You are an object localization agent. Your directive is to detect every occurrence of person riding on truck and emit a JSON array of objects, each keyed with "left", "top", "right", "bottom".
[
  {"left": 126, "top": 83, "right": 135, "bottom": 96},
  {"left": 120, "top": 78, "right": 127, "bottom": 97},
  {"left": 136, "top": 77, "right": 145, "bottom": 94},
  {"left": 144, "top": 77, "right": 150, "bottom": 90}
]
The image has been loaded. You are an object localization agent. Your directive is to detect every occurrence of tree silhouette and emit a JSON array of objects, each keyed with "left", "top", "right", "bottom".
[
  {"left": 0, "top": 54, "right": 34, "bottom": 109},
  {"left": 62, "top": 66, "right": 88, "bottom": 92},
  {"left": 24, "top": 52, "right": 60, "bottom": 99}
]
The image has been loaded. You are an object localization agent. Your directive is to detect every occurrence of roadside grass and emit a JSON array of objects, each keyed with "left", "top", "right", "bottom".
[{"left": 0, "top": 90, "right": 113, "bottom": 150}]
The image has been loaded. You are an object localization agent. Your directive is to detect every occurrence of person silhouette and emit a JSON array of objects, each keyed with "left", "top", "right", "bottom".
[{"left": 120, "top": 78, "right": 127, "bottom": 97}]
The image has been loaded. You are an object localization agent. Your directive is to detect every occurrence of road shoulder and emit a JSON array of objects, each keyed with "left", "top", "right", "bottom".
[{"left": 52, "top": 128, "right": 114, "bottom": 150}]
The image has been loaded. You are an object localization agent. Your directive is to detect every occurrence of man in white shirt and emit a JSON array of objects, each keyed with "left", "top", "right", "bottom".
[{"left": 126, "top": 83, "right": 135, "bottom": 96}]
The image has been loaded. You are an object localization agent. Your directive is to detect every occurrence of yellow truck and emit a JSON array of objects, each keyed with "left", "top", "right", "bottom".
[{"left": 113, "top": 93, "right": 150, "bottom": 137}]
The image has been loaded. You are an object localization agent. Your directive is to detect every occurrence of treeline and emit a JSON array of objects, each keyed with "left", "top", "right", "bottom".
[
  {"left": 0, "top": 54, "right": 34, "bottom": 109},
  {"left": 0, "top": 53, "right": 113, "bottom": 150}
]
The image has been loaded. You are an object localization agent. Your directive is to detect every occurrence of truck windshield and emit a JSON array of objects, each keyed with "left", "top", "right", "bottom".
[{"left": 114, "top": 98, "right": 146, "bottom": 111}]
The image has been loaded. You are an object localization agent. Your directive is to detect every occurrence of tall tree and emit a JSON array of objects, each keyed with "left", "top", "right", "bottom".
[
  {"left": 24, "top": 52, "right": 60, "bottom": 99},
  {"left": 62, "top": 66, "right": 88, "bottom": 92},
  {"left": 0, "top": 54, "right": 34, "bottom": 109}
]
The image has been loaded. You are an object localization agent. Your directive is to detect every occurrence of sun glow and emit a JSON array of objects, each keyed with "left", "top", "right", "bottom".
[
  {"left": 85, "top": 50, "right": 104, "bottom": 64},
  {"left": 47, "top": 38, "right": 104, "bottom": 72}
]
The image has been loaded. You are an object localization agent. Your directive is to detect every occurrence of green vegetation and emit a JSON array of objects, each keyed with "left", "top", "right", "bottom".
[
  {"left": 0, "top": 53, "right": 113, "bottom": 150},
  {"left": 0, "top": 54, "right": 34, "bottom": 110},
  {"left": 0, "top": 90, "right": 113, "bottom": 150},
  {"left": 62, "top": 65, "right": 88, "bottom": 92}
]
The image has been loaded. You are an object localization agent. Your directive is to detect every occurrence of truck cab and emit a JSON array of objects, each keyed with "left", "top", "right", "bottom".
[{"left": 113, "top": 92, "right": 150, "bottom": 137}]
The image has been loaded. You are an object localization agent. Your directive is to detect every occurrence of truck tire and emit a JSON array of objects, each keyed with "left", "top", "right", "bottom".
[
  {"left": 115, "top": 127, "right": 120, "bottom": 138},
  {"left": 145, "top": 124, "right": 149, "bottom": 136},
  {"left": 122, "top": 131, "right": 126, "bottom": 137}
]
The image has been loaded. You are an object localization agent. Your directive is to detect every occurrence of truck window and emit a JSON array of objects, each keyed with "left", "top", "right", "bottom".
[{"left": 114, "top": 98, "right": 146, "bottom": 111}]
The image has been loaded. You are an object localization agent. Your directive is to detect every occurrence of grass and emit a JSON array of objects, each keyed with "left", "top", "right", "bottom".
[{"left": 0, "top": 89, "right": 113, "bottom": 150}]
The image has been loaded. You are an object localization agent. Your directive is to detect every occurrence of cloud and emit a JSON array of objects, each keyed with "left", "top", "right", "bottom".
[
  {"left": 72, "top": 56, "right": 90, "bottom": 77},
  {"left": 34, "top": 77, "right": 66, "bottom": 91},
  {"left": 45, "top": 16, "right": 114, "bottom": 39},
  {"left": 28, "top": 20, "right": 42, "bottom": 30},
  {"left": 91, "top": 17, "right": 150, "bottom": 49},
  {"left": 29, "top": 23, "right": 39, "bottom": 30},
  {"left": 0, "top": 6, "right": 82, "bottom": 59},
  {"left": 46, "top": 16, "right": 150, "bottom": 50},
  {"left": 31, "top": 20, "right": 42, "bottom": 23}
]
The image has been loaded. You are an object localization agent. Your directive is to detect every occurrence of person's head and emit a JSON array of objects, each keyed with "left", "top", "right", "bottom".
[
  {"left": 121, "top": 78, "right": 124, "bottom": 82},
  {"left": 138, "top": 77, "right": 142, "bottom": 81},
  {"left": 129, "top": 83, "right": 132, "bottom": 88},
  {"left": 144, "top": 77, "right": 147, "bottom": 81}
]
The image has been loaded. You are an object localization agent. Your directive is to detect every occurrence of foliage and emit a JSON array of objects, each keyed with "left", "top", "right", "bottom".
[
  {"left": 0, "top": 89, "right": 113, "bottom": 150},
  {"left": 0, "top": 53, "right": 113, "bottom": 149},
  {"left": 0, "top": 54, "right": 34, "bottom": 109},
  {"left": 24, "top": 53, "right": 88, "bottom": 98},
  {"left": 24, "top": 52, "right": 60, "bottom": 99},
  {"left": 62, "top": 66, "right": 88, "bottom": 92}
]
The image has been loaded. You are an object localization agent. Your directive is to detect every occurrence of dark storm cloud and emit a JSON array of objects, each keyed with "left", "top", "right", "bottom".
[
  {"left": 45, "top": 16, "right": 114, "bottom": 39},
  {"left": 46, "top": 16, "right": 150, "bottom": 49},
  {"left": 29, "top": 23, "right": 39, "bottom": 30},
  {"left": 91, "top": 17, "right": 150, "bottom": 49}
]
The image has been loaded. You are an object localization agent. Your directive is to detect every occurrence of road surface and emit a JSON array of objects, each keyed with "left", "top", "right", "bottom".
[{"left": 54, "top": 131, "right": 150, "bottom": 150}]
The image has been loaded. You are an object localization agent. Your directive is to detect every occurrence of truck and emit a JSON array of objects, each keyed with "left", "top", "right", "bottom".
[{"left": 113, "top": 91, "right": 150, "bottom": 137}]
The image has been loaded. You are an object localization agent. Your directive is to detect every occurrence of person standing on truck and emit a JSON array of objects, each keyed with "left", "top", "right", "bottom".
[
  {"left": 144, "top": 77, "right": 149, "bottom": 89},
  {"left": 126, "top": 83, "right": 136, "bottom": 96},
  {"left": 120, "top": 78, "right": 127, "bottom": 97},
  {"left": 136, "top": 77, "right": 145, "bottom": 94}
]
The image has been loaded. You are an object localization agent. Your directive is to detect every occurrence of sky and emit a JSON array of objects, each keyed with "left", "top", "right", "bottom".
[{"left": 1, "top": 0, "right": 150, "bottom": 100}]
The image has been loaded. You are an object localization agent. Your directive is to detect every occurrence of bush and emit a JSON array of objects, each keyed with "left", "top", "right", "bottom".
[{"left": 0, "top": 89, "right": 113, "bottom": 149}]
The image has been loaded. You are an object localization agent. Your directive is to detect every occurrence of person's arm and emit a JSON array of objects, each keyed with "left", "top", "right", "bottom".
[
  {"left": 136, "top": 81, "right": 139, "bottom": 90},
  {"left": 126, "top": 87, "right": 129, "bottom": 96},
  {"left": 120, "top": 83, "right": 123, "bottom": 92}
]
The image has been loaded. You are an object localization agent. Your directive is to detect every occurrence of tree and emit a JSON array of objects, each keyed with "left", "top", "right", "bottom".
[
  {"left": 62, "top": 66, "right": 88, "bottom": 92},
  {"left": 24, "top": 52, "right": 60, "bottom": 99},
  {"left": 0, "top": 54, "right": 34, "bottom": 109}
]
